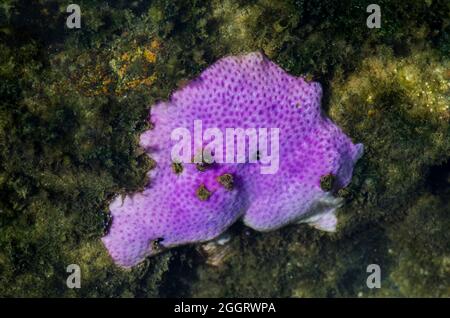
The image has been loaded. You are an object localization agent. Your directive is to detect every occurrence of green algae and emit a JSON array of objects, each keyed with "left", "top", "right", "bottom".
[
  {"left": 0, "top": 0, "right": 449, "bottom": 297},
  {"left": 320, "top": 174, "right": 336, "bottom": 192},
  {"left": 196, "top": 184, "right": 212, "bottom": 201},
  {"left": 217, "top": 173, "right": 234, "bottom": 191},
  {"left": 386, "top": 194, "right": 450, "bottom": 297},
  {"left": 171, "top": 162, "right": 184, "bottom": 175}
]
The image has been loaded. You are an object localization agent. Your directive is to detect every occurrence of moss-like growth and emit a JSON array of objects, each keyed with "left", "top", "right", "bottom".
[
  {"left": 386, "top": 194, "right": 450, "bottom": 297},
  {"left": 151, "top": 238, "right": 166, "bottom": 253},
  {"left": 320, "top": 174, "right": 335, "bottom": 192},
  {"left": 196, "top": 184, "right": 212, "bottom": 201},
  {"left": 171, "top": 162, "right": 183, "bottom": 175},
  {"left": 217, "top": 173, "right": 234, "bottom": 190},
  {"left": 329, "top": 45, "right": 450, "bottom": 229}
]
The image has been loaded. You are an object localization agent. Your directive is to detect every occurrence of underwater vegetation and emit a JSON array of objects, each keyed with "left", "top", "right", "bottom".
[{"left": 0, "top": 0, "right": 449, "bottom": 297}]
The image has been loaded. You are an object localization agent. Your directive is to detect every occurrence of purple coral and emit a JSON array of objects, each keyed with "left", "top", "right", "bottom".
[{"left": 102, "top": 52, "right": 363, "bottom": 268}]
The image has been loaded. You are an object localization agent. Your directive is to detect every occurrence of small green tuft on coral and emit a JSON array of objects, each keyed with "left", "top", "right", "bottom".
[
  {"left": 217, "top": 173, "right": 234, "bottom": 191},
  {"left": 320, "top": 173, "right": 336, "bottom": 192},
  {"left": 196, "top": 184, "right": 212, "bottom": 201},
  {"left": 171, "top": 162, "right": 184, "bottom": 175}
]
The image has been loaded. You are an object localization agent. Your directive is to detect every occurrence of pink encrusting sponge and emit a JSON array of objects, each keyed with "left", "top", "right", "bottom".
[{"left": 102, "top": 52, "right": 363, "bottom": 268}]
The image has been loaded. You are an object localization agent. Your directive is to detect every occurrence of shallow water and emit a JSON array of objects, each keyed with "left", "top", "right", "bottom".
[{"left": 0, "top": 0, "right": 448, "bottom": 298}]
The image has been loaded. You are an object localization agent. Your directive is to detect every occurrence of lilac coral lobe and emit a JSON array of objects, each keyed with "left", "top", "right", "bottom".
[{"left": 101, "top": 52, "right": 363, "bottom": 268}]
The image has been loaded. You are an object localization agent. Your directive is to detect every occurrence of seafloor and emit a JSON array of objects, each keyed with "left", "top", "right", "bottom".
[{"left": 0, "top": 0, "right": 449, "bottom": 297}]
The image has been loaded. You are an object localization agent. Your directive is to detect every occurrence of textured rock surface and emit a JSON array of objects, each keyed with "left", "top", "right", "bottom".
[{"left": 102, "top": 52, "right": 363, "bottom": 267}]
